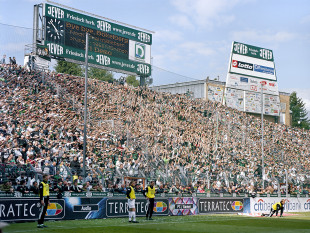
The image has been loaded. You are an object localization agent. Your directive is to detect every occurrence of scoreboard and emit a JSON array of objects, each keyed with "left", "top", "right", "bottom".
[{"left": 43, "top": 3, "right": 152, "bottom": 76}]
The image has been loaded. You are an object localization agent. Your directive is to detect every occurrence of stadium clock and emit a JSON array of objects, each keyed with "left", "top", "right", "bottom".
[{"left": 46, "top": 17, "right": 64, "bottom": 43}]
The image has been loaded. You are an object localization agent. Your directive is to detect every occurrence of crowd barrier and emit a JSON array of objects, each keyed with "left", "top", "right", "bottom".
[{"left": 0, "top": 193, "right": 309, "bottom": 222}]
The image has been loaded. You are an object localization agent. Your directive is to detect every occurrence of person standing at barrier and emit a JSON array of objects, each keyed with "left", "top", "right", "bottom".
[
  {"left": 269, "top": 199, "right": 285, "bottom": 217},
  {"left": 38, "top": 174, "right": 50, "bottom": 228},
  {"left": 126, "top": 180, "right": 139, "bottom": 223},
  {"left": 143, "top": 180, "right": 156, "bottom": 220}
]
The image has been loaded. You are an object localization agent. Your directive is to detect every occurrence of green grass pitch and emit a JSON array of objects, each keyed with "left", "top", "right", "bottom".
[{"left": 4, "top": 213, "right": 310, "bottom": 233}]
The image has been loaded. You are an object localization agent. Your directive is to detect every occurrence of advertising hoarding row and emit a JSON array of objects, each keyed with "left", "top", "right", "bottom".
[{"left": 0, "top": 197, "right": 244, "bottom": 222}]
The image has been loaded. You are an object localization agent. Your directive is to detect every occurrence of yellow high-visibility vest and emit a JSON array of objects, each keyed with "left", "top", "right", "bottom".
[
  {"left": 272, "top": 202, "right": 282, "bottom": 210},
  {"left": 128, "top": 186, "right": 136, "bottom": 199},
  {"left": 41, "top": 182, "right": 49, "bottom": 196},
  {"left": 146, "top": 186, "right": 156, "bottom": 198}
]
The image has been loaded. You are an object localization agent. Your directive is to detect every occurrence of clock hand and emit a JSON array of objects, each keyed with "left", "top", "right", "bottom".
[{"left": 50, "top": 21, "right": 60, "bottom": 34}]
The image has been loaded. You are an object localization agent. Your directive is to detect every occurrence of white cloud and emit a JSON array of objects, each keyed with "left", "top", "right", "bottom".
[
  {"left": 169, "top": 14, "right": 193, "bottom": 29},
  {"left": 154, "top": 29, "right": 183, "bottom": 42},
  {"left": 231, "top": 30, "right": 297, "bottom": 43},
  {"left": 169, "top": 0, "right": 249, "bottom": 28}
]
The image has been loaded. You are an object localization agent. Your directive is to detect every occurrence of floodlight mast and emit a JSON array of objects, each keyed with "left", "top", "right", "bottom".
[
  {"left": 261, "top": 83, "right": 264, "bottom": 190},
  {"left": 83, "top": 32, "right": 89, "bottom": 180}
]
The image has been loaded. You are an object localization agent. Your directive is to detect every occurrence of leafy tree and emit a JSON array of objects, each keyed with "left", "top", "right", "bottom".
[
  {"left": 88, "top": 67, "right": 114, "bottom": 83},
  {"left": 54, "top": 60, "right": 83, "bottom": 76},
  {"left": 290, "top": 91, "right": 310, "bottom": 129},
  {"left": 126, "top": 75, "right": 139, "bottom": 87}
]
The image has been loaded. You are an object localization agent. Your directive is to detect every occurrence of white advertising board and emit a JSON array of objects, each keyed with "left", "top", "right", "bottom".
[
  {"left": 208, "top": 86, "right": 224, "bottom": 103},
  {"left": 225, "top": 42, "right": 280, "bottom": 116},
  {"left": 230, "top": 54, "right": 276, "bottom": 81},
  {"left": 225, "top": 88, "right": 244, "bottom": 111},
  {"left": 249, "top": 197, "right": 310, "bottom": 214},
  {"left": 226, "top": 73, "right": 279, "bottom": 95}
]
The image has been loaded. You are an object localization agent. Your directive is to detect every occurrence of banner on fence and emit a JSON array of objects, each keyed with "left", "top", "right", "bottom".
[{"left": 198, "top": 198, "right": 244, "bottom": 213}]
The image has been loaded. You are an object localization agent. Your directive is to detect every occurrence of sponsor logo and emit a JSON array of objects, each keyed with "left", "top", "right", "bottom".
[
  {"left": 47, "top": 6, "right": 64, "bottom": 19},
  {"left": 233, "top": 43, "right": 248, "bottom": 55},
  {"left": 269, "top": 82, "right": 275, "bottom": 87},
  {"left": 153, "top": 201, "right": 167, "bottom": 213},
  {"left": 47, "top": 43, "right": 63, "bottom": 56},
  {"left": 250, "top": 79, "right": 258, "bottom": 84},
  {"left": 232, "top": 60, "right": 253, "bottom": 71},
  {"left": 260, "top": 49, "right": 273, "bottom": 60},
  {"left": 231, "top": 201, "right": 243, "bottom": 211},
  {"left": 138, "top": 32, "right": 151, "bottom": 43},
  {"left": 232, "top": 60, "right": 238, "bottom": 67},
  {"left": 230, "top": 75, "right": 238, "bottom": 80},
  {"left": 260, "top": 81, "right": 267, "bottom": 86},
  {"left": 304, "top": 199, "right": 310, "bottom": 210},
  {"left": 175, "top": 204, "right": 193, "bottom": 209},
  {"left": 240, "top": 77, "right": 248, "bottom": 83},
  {"left": 250, "top": 85, "right": 257, "bottom": 91},
  {"left": 46, "top": 203, "right": 63, "bottom": 216},
  {"left": 97, "top": 20, "right": 111, "bottom": 32},
  {"left": 254, "top": 64, "right": 274, "bottom": 75},
  {"left": 73, "top": 204, "right": 99, "bottom": 212},
  {"left": 137, "top": 64, "right": 150, "bottom": 74},
  {"left": 254, "top": 199, "right": 302, "bottom": 212},
  {"left": 135, "top": 43, "right": 145, "bottom": 60}
]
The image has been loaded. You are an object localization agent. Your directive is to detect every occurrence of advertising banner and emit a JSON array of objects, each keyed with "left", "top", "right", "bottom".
[
  {"left": 106, "top": 198, "right": 169, "bottom": 217},
  {"left": 230, "top": 54, "right": 276, "bottom": 81},
  {"left": 168, "top": 197, "right": 198, "bottom": 216},
  {"left": 207, "top": 85, "right": 224, "bottom": 103},
  {"left": 198, "top": 198, "right": 244, "bottom": 213},
  {"left": 248, "top": 197, "right": 310, "bottom": 214},
  {"left": 232, "top": 41, "right": 273, "bottom": 61},
  {"left": 0, "top": 198, "right": 65, "bottom": 222},
  {"left": 225, "top": 41, "right": 279, "bottom": 116},
  {"left": 226, "top": 73, "right": 279, "bottom": 95},
  {"left": 224, "top": 87, "right": 244, "bottom": 111}
]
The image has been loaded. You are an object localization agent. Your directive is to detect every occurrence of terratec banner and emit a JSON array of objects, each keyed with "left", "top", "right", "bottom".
[
  {"left": 106, "top": 198, "right": 169, "bottom": 217},
  {"left": 198, "top": 198, "right": 244, "bottom": 213}
]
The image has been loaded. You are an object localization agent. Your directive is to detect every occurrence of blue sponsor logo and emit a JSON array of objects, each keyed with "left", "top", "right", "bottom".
[
  {"left": 254, "top": 64, "right": 274, "bottom": 75},
  {"left": 240, "top": 77, "right": 248, "bottom": 83}
]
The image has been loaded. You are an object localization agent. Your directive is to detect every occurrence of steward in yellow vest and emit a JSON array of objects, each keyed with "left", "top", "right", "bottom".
[
  {"left": 143, "top": 181, "right": 156, "bottom": 220},
  {"left": 38, "top": 174, "right": 50, "bottom": 228},
  {"left": 269, "top": 199, "right": 285, "bottom": 217},
  {"left": 126, "top": 180, "right": 139, "bottom": 223}
]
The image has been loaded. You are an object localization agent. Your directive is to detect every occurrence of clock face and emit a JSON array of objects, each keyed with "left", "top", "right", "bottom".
[{"left": 46, "top": 17, "right": 65, "bottom": 44}]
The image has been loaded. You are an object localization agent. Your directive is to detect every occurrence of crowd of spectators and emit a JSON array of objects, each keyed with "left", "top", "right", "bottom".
[{"left": 0, "top": 61, "right": 309, "bottom": 196}]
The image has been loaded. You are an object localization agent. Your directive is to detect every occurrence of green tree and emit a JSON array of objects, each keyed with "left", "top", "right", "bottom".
[
  {"left": 89, "top": 67, "right": 114, "bottom": 83},
  {"left": 126, "top": 75, "right": 139, "bottom": 87},
  {"left": 54, "top": 60, "right": 83, "bottom": 76},
  {"left": 290, "top": 91, "right": 310, "bottom": 129}
]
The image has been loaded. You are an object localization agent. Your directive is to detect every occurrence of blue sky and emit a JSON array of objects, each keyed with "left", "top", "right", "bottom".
[{"left": 1, "top": 0, "right": 310, "bottom": 112}]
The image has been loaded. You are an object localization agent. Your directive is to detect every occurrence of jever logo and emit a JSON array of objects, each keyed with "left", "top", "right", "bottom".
[
  {"left": 46, "top": 203, "right": 63, "bottom": 216},
  {"left": 231, "top": 201, "right": 243, "bottom": 211},
  {"left": 153, "top": 201, "right": 167, "bottom": 213}
]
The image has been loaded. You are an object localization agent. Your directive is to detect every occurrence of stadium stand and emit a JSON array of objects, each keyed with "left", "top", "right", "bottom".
[{"left": 0, "top": 63, "right": 309, "bottom": 196}]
